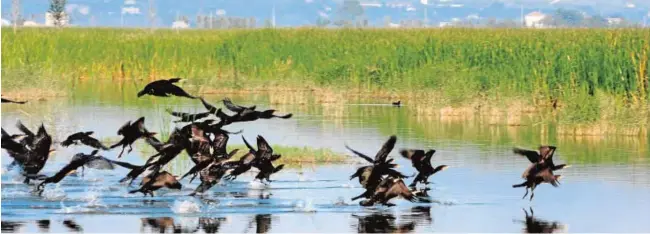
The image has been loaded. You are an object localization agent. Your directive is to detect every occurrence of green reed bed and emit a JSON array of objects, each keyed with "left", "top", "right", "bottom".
[{"left": 2, "top": 27, "right": 649, "bottom": 126}]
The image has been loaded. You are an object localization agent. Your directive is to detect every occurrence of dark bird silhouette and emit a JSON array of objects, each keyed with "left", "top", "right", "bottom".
[
  {"left": 2, "top": 128, "right": 29, "bottom": 160},
  {"left": 200, "top": 98, "right": 292, "bottom": 125},
  {"left": 512, "top": 145, "right": 570, "bottom": 201},
  {"left": 513, "top": 146, "right": 570, "bottom": 171},
  {"left": 221, "top": 151, "right": 257, "bottom": 181},
  {"left": 61, "top": 131, "right": 109, "bottom": 150},
  {"left": 188, "top": 161, "right": 233, "bottom": 196},
  {"left": 240, "top": 135, "right": 285, "bottom": 183},
  {"left": 63, "top": 220, "right": 83, "bottom": 232},
  {"left": 392, "top": 100, "right": 401, "bottom": 107},
  {"left": 346, "top": 135, "right": 409, "bottom": 201},
  {"left": 36, "top": 150, "right": 101, "bottom": 194},
  {"left": 353, "top": 213, "right": 416, "bottom": 233},
  {"left": 513, "top": 165, "right": 562, "bottom": 201},
  {"left": 137, "top": 78, "right": 196, "bottom": 99},
  {"left": 359, "top": 176, "right": 422, "bottom": 207},
  {"left": 110, "top": 117, "right": 156, "bottom": 158},
  {"left": 399, "top": 149, "right": 449, "bottom": 187},
  {"left": 223, "top": 97, "right": 256, "bottom": 113},
  {"left": 16, "top": 123, "right": 54, "bottom": 184},
  {"left": 1, "top": 97, "right": 27, "bottom": 104},
  {"left": 167, "top": 109, "right": 211, "bottom": 123},
  {"left": 516, "top": 208, "right": 566, "bottom": 233},
  {"left": 129, "top": 171, "right": 182, "bottom": 197}
]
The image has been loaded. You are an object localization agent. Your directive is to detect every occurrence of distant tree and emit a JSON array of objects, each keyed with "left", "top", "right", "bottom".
[
  {"left": 583, "top": 15, "right": 607, "bottom": 28},
  {"left": 316, "top": 16, "right": 330, "bottom": 27},
  {"left": 553, "top": 8, "right": 584, "bottom": 27},
  {"left": 334, "top": 0, "right": 364, "bottom": 28},
  {"left": 48, "top": 0, "right": 67, "bottom": 27}
]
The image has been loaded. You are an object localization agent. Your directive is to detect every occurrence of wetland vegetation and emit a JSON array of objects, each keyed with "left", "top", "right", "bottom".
[{"left": 2, "top": 27, "right": 649, "bottom": 136}]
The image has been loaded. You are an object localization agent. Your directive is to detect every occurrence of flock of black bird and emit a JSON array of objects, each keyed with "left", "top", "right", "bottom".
[{"left": 2, "top": 78, "right": 571, "bottom": 208}]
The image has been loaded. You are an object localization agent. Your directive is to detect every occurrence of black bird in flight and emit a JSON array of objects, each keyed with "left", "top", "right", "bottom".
[
  {"left": 346, "top": 135, "right": 409, "bottom": 201},
  {"left": 1, "top": 97, "right": 27, "bottom": 104},
  {"left": 399, "top": 149, "right": 449, "bottom": 188},
  {"left": 110, "top": 117, "right": 156, "bottom": 158},
  {"left": 36, "top": 150, "right": 100, "bottom": 194},
  {"left": 137, "top": 78, "right": 196, "bottom": 99},
  {"left": 241, "top": 135, "right": 285, "bottom": 183},
  {"left": 10, "top": 122, "right": 55, "bottom": 184},
  {"left": 512, "top": 146, "right": 568, "bottom": 201},
  {"left": 359, "top": 176, "right": 423, "bottom": 207},
  {"left": 129, "top": 171, "right": 182, "bottom": 197},
  {"left": 61, "top": 131, "right": 110, "bottom": 150},
  {"left": 167, "top": 109, "right": 212, "bottom": 123}
]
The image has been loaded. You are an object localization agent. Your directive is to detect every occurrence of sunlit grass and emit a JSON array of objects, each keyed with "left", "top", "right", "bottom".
[{"left": 2, "top": 27, "right": 649, "bottom": 127}]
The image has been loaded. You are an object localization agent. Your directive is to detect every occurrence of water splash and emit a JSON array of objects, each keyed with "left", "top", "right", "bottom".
[
  {"left": 293, "top": 198, "right": 316, "bottom": 212},
  {"left": 171, "top": 198, "right": 202, "bottom": 214},
  {"left": 248, "top": 180, "right": 269, "bottom": 189},
  {"left": 42, "top": 184, "right": 67, "bottom": 201}
]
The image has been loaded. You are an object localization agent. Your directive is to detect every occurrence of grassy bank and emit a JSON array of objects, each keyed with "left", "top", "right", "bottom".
[{"left": 2, "top": 27, "right": 649, "bottom": 128}]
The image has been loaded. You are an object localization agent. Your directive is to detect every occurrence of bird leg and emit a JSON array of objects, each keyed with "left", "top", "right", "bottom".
[
  {"left": 128, "top": 144, "right": 133, "bottom": 153},
  {"left": 81, "top": 166, "right": 85, "bottom": 177},
  {"left": 117, "top": 146, "right": 126, "bottom": 158},
  {"left": 529, "top": 185, "right": 536, "bottom": 201},
  {"left": 522, "top": 188, "right": 529, "bottom": 199}
]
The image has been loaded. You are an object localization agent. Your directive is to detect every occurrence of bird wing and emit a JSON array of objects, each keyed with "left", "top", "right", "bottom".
[
  {"left": 81, "top": 137, "right": 110, "bottom": 150},
  {"left": 16, "top": 120, "right": 35, "bottom": 137},
  {"left": 105, "top": 159, "right": 141, "bottom": 170},
  {"left": 117, "top": 120, "right": 131, "bottom": 135},
  {"left": 222, "top": 97, "right": 247, "bottom": 113},
  {"left": 134, "top": 117, "right": 146, "bottom": 131},
  {"left": 374, "top": 135, "right": 397, "bottom": 163},
  {"left": 145, "top": 136, "right": 165, "bottom": 152},
  {"left": 212, "top": 131, "right": 229, "bottom": 151},
  {"left": 239, "top": 152, "right": 257, "bottom": 165},
  {"left": 200, "top": 97, "right": 219, "bottom": 113},
  {"left": 539, "top": 146, "right": 556, "bottom": 161},
  {"left": 513, "top": 147, "right": 542, "bottom": 163},
  {"left": 242, "top": 136, "right": 257, "bottom": 154},
  {"left": 167, "top": 78, "right": 182, "bottom": 83},
  {"left": 345, "top": 145, "right": 374, "bottom": 163},
  {"left": 256, "top": 135, "right": 273, "bottom": 154},
  {"left": 167, "top": 109, "right": 191, "bottom": 118}
]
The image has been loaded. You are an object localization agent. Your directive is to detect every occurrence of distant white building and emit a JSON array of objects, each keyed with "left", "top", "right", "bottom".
[
  {"left": 45, "top": 12, "right": 70, "bottom": 26},
  {"left": 525, "top": 11, "right": 547, "bottom": 28},
  {"left": 439, "top": 22, "right": 452, "bottom": 27},
  {"left": 171, "top": 20, "right": 190, "bottom": 29},
  {"left": 1, "top": 18, "right": 11, "bottom": 26},
  {"left": 23, "top": 20, "right": 41, "bottom": 27},
  {"left": 606, "top": 17, "right": 623, "bottom": 25}
]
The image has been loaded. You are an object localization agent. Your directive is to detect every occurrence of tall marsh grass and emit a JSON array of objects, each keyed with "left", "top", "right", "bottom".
[{"left": 2, "top": 27, "right": 649, "bottom": 125}]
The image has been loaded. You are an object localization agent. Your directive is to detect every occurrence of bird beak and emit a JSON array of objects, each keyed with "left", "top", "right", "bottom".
[
  {"left": 49, "top": 149, "right": 57, "bottom": 154},
  {"left": 137, "top": 90, "right": 146, "bottom": 97},
  {"left": 564, "top": 165, "right": 572, "bottom": 168}
]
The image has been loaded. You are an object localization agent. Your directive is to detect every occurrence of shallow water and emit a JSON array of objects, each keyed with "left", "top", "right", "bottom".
[{"left": 2, "top": 85, "right": 650, "bottom": 233}]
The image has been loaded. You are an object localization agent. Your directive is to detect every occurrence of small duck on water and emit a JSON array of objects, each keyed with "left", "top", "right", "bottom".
[{"left": 392, "top": 100, "right": 401, "bottom": 107}]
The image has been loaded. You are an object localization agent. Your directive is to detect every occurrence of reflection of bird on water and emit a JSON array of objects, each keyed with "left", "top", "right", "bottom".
[
  {"left": 352, "top": 213, "right": 416, "bottom": 233},
  {"left": 199, "top": 217, "right": 227, "bottom": 234},
  {"left": 515, "top": 208, "right": 566, "bottom": 233},
  {"left": 400, "top": 206, "right": 433, "bottom": 225},
  {"left": 244, "top": 214, "right": 272, "bottom": 234},
  {"left": 63, "top": 220, "right": 83, "bottom": 232},
  {"left": 1, "top": 221, "right": 23, "bottom": 232},
  {"left": 140, "top": 217, "right": 199, "bottom": 233},
  {"left": 36, "top": 220, "right": 50, "bottom": 233}
]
